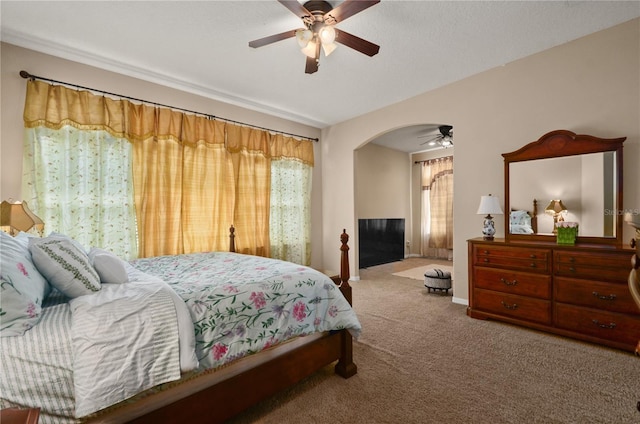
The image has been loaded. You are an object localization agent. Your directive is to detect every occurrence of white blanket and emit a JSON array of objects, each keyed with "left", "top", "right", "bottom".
[{"left": 69, "top": 281, "right": 185, "bottom": 417}]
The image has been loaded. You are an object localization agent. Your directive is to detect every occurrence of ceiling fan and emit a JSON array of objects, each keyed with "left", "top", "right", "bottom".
[
  {"left": 419, "top": 125, "right": 454, "bottom": 147},
  {"left": 248, "top": 0, "right": 381, "bottom": 74}
]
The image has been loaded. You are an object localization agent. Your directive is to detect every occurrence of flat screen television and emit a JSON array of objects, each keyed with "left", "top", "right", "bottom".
[{"left": 358, "top": 218, "right": 405, "bottom": 268}]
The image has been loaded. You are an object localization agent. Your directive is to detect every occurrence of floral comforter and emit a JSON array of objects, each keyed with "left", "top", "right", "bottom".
[{"left": 130, "top": 252, "right": 362, "bottom": 370}]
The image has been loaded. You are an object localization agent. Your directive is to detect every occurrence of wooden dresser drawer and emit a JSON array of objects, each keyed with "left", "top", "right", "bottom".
[
  {"left": 474, "top": 267, "right": 551, "bottom": 299},
  {"left": 555, "top": 303, "right": 640, "bottom": 347},
  {"left": 474, "top": 245, "right": 550, "bottom": 273},
  {"left": 554, "top": 251, "right": 631, "bottom": 281},
  {"left": 555, "top": 277, "right": 639, "bottom": 315},
  {"left": 473, "top": 288, "right": 551, "bottom": 325}
]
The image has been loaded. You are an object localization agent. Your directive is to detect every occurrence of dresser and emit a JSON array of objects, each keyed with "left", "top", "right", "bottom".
[{"left": 467, "top": 238, "right": 639, "bottom": 352}]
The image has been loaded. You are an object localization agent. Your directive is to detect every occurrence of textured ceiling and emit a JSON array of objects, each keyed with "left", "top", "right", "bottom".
[{"left": 2, "top": 1, "right": 639, "bottom": 146}]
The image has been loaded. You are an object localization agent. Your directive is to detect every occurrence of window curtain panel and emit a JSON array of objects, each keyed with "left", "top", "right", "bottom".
[
  {"left": 22, "top": 80, "right": 313, "bottom": 259},
  {"left": 22, "top": 82, "right": 138, "bottom": 258},
  {"left": 269, "top": 134, "right": 314, "bottom": 265},
  {"left": 129, "top": 108, "right": 235, "bottom": 257},
  {"left": 421, "top": 157, "right": 453, "bottom": 259},
  {"left": 22, "top": 126, "right": 138, "bottom": 259},
  {"left": 226, "top": 125, "right": 271, "bottom": 257}
]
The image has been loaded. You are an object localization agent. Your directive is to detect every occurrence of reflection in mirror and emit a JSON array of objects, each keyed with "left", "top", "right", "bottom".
[{"left": 509, "top": 152, "right": 616, "bottom": 237}]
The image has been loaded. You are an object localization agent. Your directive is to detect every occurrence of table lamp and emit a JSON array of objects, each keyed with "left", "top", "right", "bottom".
[{"left": 476, "top": 194, "right": 503, "bottom": 240}]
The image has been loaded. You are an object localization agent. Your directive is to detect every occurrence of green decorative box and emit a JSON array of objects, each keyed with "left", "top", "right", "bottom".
[{"left": 556, "top": 225, "right": 578, "bottom": 245}]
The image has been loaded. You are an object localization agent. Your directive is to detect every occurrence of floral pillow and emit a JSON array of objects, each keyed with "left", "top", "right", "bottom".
[
  {"left": 30, "top": 237, "right": 101, "bottom": 299},
  {"left": 0, "top": 231, "right": 50, "bottom": 336}
]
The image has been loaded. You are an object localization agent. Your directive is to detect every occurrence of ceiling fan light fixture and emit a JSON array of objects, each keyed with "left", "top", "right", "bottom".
[
  {"left": 296, "top": 28, "right": 313, "bottom": 48},
  {"left": 322, "top": 41, "right": 337, "bottom": 56},
  {"left": 318, "top": 25, "right": 336, "bottom": 45},
  {"left": 301, "top": 40, "right": 317, "bottom": 58},
  {"left": 248, "top": 0, "right": 380, "bottom": 74}
]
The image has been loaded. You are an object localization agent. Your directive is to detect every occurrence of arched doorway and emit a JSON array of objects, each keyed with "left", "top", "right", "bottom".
[{"left": 354, "top": 124, "right": 454, "bottom": 269}]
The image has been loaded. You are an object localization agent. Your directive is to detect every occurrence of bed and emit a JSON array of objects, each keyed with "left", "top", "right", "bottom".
[
  {"left": 0, "top": 227, "right": 360, "bottom": 423},
  {"left": 509, "top": 199, "right": 538, "bottom": 234}
]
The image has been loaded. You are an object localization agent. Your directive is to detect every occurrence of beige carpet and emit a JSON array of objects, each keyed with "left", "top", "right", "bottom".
[{"left": 227, "top": 259, "right": 640, "bottom": 423}]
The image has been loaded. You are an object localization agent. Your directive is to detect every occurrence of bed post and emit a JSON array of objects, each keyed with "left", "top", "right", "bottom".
[
  {"left": 229, "top": 225, "right": 236, "bottom": 253},
  {"left": 334, "top": 229, "right": 357, "bottom": 378}
]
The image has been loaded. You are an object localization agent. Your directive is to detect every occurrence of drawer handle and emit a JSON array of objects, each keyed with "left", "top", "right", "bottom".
[
  {"left": 568, "top": 257, "right": 576, "bottom": 263},
  {"left": 592, "top": 292, "right": 616, "bottom": 301},
  {"left": 500, "top": 278, "right": 518, "bottom": 286},
  {"left": 568, "top": 266, "right": 576, "bottom": 272},
  {"left": 501, "top": 301, "right": 518, "bottom": 310},
  {"left": 591, "top": 319, "right": 616, "bottom": 329},
  {"left": 483, "top": 258, "right": 489, "bottom": 263},
  {"left": 529, "top": 254, "right": 537, "bottom": 259},
  {"left": 529, "top": 263, "right": 537, "bottom": 268},
  {"left": 483, "top": 250, "right": 489, "bottom": 254}
]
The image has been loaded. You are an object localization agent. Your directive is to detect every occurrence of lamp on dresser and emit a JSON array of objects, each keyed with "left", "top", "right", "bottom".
[
  {"left": 476, "top": 194, "right": 503, "bottom": 241},
  {"left": 545, "top": 199, "right": 567, "bottom": 234}
]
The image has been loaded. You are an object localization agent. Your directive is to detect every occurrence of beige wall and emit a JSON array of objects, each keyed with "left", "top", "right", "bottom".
[
  {"left": 355, "top": 143, "right": 411, "bottom": 265},
  {"left": 320, "top": 18, "right": 640, "bottom": 304},
  {"left": 0, "top": 43, "right": 325, "bottom": 268}
]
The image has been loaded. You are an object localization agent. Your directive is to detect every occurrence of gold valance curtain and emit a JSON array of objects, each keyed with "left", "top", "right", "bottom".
[{"left": 24, "top": 80, "right": 314, "bottom": 257}]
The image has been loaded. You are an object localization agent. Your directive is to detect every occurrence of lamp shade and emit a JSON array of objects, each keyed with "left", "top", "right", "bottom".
[
  {"left": 0, "top": 200, "right": 44, "bottom": 236},
  {"left": 545, "top": 199, "right": 567, "bottom": 214},
  {"left": 301, "top": 40, "right": 317, "bottom": 58},
  {"left": 296, "top": 28, "right": 313, "bottom": 48},
  {"left": 476, "top": 195, "right": 503, "bottom": 215},
  {"left": 319, "top": 26, "right": 336, "bottom": 45},
  {"left": 321, "top": 41, "right": 337, "bottom": 57}
]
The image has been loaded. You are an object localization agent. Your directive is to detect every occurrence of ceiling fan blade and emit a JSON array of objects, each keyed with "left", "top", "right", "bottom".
[
  {"left": 305, "top": 42, "right": 320, "bottom": 74},
  {"left": 278, "top": 0, "right": 312, "bottom": 19},
  {"left": 305, "top": 56, "right": 318, "bottom": 74},
  {"left": 439, "top": 125, "right": 453, "bottom": 137},
  {"left": 249, "top": 30, "right": 297, "bottom": 48},
  {"left": 325, "top": 0, "right": 380, "bottom": 24},
  {"left": 335, "top": 29, "right": 380, "bottom": 57}
]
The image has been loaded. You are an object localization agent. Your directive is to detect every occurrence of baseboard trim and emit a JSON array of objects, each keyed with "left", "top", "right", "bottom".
[{"left": 452, "top": 297, "right": 469, "bottom": 306}]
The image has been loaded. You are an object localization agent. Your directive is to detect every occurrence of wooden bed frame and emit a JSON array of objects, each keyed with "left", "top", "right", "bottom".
[{"left": 88, "top": 228, "right": 357, "bottom": 423}]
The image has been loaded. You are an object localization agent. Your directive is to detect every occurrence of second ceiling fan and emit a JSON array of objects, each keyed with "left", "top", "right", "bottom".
[
  {"left": 249, "top": 0, "right": 380, "bottom": 74},
  {"left": 419, "top": 125, "right": 454, "bottom": 148}
]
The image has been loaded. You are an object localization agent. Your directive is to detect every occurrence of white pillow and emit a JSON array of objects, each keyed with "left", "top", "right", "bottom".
[
  {"left": 14, "top": 231, "right": 39, "bottom": 249},
  {"left": 29, "top": 237, "right": 101, "bottom": 298},
  {"left": 510, "top": 210, "right": 531, "bottom": 226},
  {"left": 47, "top": 232, "right": 87, "bottom": 254},
  {"left": 88, "top": 247, "right": 129, "bottom": 284},
  {"left": 0, "top": 231, "right": 50, "bottom": 336}
]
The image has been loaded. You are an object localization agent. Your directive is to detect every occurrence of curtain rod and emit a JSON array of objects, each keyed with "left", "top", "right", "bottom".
[
  {"left": 414, "top": 155, "right": 453, "bottom": 164},
  {"left": 19, "top": 70, "right": 319, "bottom": 143}
]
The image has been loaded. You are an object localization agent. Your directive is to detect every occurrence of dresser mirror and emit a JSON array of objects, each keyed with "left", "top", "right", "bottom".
[{"left": 503, "top": 130, "right": 625, "bottom": 245}]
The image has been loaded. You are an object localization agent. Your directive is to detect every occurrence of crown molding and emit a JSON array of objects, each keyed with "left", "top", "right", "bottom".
[{"left": 3, "top": 30, "right": 327, "bottom": 129}]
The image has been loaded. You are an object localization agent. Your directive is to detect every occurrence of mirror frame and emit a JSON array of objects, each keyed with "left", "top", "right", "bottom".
[{"left": 503, "top": 129, "right": 625, "bottom": 246}]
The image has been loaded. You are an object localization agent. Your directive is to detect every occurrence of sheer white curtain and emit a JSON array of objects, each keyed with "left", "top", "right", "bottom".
[
  {"left": 421, "top": 157, "right": 453, "bottom": 260},
  {"left": 23, "top": 126, "right": 138, "bottom": 259},
  {"left": 269, "top": 159, "right": 312, "bottom": 265}
]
